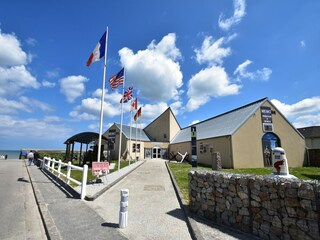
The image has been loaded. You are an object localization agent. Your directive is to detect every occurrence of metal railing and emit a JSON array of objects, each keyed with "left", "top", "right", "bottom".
[{"left": 42, "top": 157, "right": 88, "bottom": 200}]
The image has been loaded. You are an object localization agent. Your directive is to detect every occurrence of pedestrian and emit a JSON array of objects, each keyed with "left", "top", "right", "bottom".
[
  {"left": 33, "top": 151, "right": 39, "bottom": 166},
  {"left": 27, "top": 150, "right": 34, "bottom": 166}
]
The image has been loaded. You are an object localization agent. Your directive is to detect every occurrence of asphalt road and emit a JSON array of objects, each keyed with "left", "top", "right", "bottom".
[{"left": 0, "top": 159, "right": 47, "bottom": 240}]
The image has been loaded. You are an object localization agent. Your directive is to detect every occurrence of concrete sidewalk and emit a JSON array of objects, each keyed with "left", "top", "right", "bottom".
[
  {"left": 26, "top": 160, "right": 129, "bottom": 240},
  {"left": 85, "top": 159, "right": 192, "bottom": 240}
]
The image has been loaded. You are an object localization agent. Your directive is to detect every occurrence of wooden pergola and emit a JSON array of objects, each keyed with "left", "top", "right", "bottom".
[{"left": 64, "top": 132, "right": 108, "bottom": 165}]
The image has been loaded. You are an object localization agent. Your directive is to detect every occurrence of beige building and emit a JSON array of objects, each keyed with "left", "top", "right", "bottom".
[{"left": 104, "top": 98, "right": 305, "bottom": 169}]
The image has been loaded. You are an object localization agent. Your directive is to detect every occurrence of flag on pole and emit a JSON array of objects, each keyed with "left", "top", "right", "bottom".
[
  {"left": 120, "top": 86, "right": 133, "bottom": 103},
  {"left": 134, "top": 107, "right": 142, "bottom": 121},
  {"left": 86, "top": 31, "right": 107, "bottom": 67},
  {"left": 131, "top": 98, "right": 138, "bottom": 111},
  {"left": 109, "top": 68, "right": 124, "bottom": 90}
]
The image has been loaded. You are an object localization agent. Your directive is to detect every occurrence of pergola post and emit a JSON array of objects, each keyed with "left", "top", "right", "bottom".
[{"left": 79, "top": 142, "right": 83, "bottom": 166}]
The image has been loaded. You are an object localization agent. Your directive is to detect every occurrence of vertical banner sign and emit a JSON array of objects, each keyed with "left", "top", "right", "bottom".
[
  {"left": 191, "top": 126, "right": 197, "bottom": 167},
  {"left": 260, "top": 106, "right": 274, "bottom": 132}
]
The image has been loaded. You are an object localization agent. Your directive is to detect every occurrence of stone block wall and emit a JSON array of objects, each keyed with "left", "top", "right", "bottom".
[{"left": 189, "top": 170, "right": 320, "bottom": 240}]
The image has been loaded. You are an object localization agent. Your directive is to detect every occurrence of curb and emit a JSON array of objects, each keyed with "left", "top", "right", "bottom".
[
  {"left": 165, "top": 161, "right": 205, "bottom": 240},
  {"left": 85, "top": 160, "right": 145, "bottom": 201},
  {"left": 24, "top": 160, "right": 62, "bottom": 240}
]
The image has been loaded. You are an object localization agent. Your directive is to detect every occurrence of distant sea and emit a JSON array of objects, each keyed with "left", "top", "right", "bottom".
[{"left": 0, "top": 150, "right": 21, "bottom": 159}]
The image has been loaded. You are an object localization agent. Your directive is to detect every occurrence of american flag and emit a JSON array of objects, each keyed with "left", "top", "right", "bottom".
[
  {"left": 120, "top": 86, "right": 133, "bottom": 103},
  {"left": 109, "top": 68, "right": 124, "bottom": 90}
]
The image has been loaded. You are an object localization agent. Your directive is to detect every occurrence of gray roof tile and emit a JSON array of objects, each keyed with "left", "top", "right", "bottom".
[{"left": 171, "top": 98, "right": 266, "bottom": 144}]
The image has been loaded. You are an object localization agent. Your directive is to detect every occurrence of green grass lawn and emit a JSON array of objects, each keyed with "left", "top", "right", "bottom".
[{"left": 168, "top": 163, "right": 320, "bottom": 204}]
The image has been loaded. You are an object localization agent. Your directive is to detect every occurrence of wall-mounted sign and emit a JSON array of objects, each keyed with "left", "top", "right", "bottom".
[
  {"left": 260, "top": 106, "right": 274, "bottom": 132},
  {"left": 108, "top": 129, "right": 116, "bottom": 140},
  {"left": 191, "top": 126, "right": 197, "bottom": 166}
]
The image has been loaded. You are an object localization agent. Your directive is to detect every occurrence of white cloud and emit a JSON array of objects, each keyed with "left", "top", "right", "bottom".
[
  {"left": 0, "top": 30, "right": 28, "bottom": 66},
  {"left": 119, "top": 33, "right": 183, "bottom": 102},
  {"left": 42, "top": 80, "right": 56, "bottom": 88},
  {"left": 218, "top": 0, "right": 246, "bottom": 31},
  {"left": 26, "top": 37, "right": 37, "bottom": 47},
  {"left": 271, "top": 97, "right": 320, "bottom": 128},
  {"left": 69, "top": 88, "right": 132, "bottom": 121},
  {"left": 0, "top": 114, "right": 71, "bottom": 140},
  {"left": 293, "top": 114, "right": 320, "bottom": 128},
  {"left": 300, "top": 40, "right": 306, "bottom": 48},
  {"left": 43, "top": 116, "right": 62, "bottom": 122},
  {"left": 140, "top": 102, "right": 169, "bottom": 123},
  {"left": 234, "top": 59, "right": 272, "bottom": 81},
  {"left": 170, "top": 101, "right": 183, "bottom": 116},
  {"left": 70, "top": 97, "right": 122, "bottom": 121},
  {"left": 59, "top": 75, "right": 89, "bottom": 103},
  {"left": 19, "top": 96, "right": 53, "bottom": 112},
  {"left": 46, "top": 69, "right": 60, "bottom": 78},
  {"left": 0, "top": 65, "right": 40, "bottom": 96},
  {"left": 271, "top": 97, "right": 320, "bottom": 117},
  {"left": 186, "top": 66, "right": 241, "bottom": 111},
  {"left": 0, "top": 97, "right": 29, "bottom": 114},
  {"left": 195, "top": 36, "right": 235, "bottom": 66},
  {"left": 0, "top": 96, "right": 53, "bottom": 114},
  {"left": 190, "top": 120, "right": 200, "bottom": 126}
]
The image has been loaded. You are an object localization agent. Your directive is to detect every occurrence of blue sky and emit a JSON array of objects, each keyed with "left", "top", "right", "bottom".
[{"left": 1, "top": 0, "right": 320, "bottom": 150}]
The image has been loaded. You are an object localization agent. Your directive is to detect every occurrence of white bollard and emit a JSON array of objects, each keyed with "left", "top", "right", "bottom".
[{"left": 119, "top": 189, "right": 129, "bottom": 228}]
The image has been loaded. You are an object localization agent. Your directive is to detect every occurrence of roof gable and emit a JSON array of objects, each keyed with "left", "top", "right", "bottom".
[{"left": 144, "top": 107, "right": 181, "bottom": 142}]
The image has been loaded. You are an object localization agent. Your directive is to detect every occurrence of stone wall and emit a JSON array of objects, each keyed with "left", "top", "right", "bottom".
[{"left": 189, "top": 170, "right": 320, "bottom": 240}]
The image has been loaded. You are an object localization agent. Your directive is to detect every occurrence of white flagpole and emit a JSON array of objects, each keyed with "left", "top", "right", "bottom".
[
  {"left": 135, "top": 116, "right": 137, "bottom": 160},
  {"left": 129, "top": 99, "right": 133, "bottom": 165},
  {"left": 139, "top": 115, "right": 142, "bottom": 159},
  {"left": 97, "top": 27, "right": 108, "bottom": 163},
  {"left": 118, "top": 69, "right": 125, "bottom": 171}
]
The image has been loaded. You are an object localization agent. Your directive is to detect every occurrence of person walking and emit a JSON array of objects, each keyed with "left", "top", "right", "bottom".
[
  {"left": 33, "top": 151, "right": 39, "bottom": 166},
  {"left": 27, "top": 150, "right": 34, "bottom": 166}
]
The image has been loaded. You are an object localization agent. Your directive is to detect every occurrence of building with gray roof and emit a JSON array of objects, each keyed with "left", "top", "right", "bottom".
[{"left": 104, "top": 98, "right": 305, "bottom": 169}]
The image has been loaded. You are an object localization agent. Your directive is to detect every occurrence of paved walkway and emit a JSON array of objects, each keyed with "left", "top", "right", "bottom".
[
  {"left": 26, "top": 159, "right": 259, "bottom": 240},
  {"left": 85, "top": 159, "right": 192, "bottom": 240}
]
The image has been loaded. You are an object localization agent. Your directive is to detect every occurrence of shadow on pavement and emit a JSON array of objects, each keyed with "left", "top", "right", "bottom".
[
  {"left": 17, "top": 177, "right": 29, "bottom": 183},
  {"left": 40, "top": 167, "right": 81, "bottom": 199},
  {"left": 101, "top": 222, "right": 119, "bottom": 228},
  {"left": 166, "top": 208, "right": 187, "bottom": 222}
]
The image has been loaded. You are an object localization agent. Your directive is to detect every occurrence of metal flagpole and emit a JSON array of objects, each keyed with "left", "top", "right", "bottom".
[
  {"left": 118, "top": 68, "right": 125, "bottom": 171},
  {"left": 97, "top": 27, "right": 108, "bottom": 163},
  {"left": 139, "top": 115, "right": 142, "bottom": 159},
  {"left": 129, "top": 99, "right": 133, "bottom": 165},
  {"left": 135, "top": 117, "right": 137, "bottom": 160}
]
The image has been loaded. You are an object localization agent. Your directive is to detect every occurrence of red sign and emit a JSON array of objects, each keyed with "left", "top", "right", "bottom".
[{"left": 92, "top": 162, "right": 110, "bottom": 176}]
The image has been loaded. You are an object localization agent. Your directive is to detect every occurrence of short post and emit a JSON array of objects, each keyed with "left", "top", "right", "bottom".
[
  {"left": 41, "top": 157, "right": 46, "bottom": 170},
  {"left": 57, "top": 160, "right": 62, "bottom": 178},
  {"left": 212, "top": 152, "right": 222, "bottom": 171},
  {"left": 66, "top": 161, "right": 72, "bottom": 185},
  {"left": 52, "top": 158, "right": 56, "bottom": 173},
  {"left": 80, "top": 164, "right": 88, "bottom": 200},
  {"left": 119, "top": 189, "right": 129, "bottom": 228}
]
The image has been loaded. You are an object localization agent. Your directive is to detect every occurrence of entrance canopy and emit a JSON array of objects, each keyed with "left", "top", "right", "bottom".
[{"left": 64, "top": 132, "right": 108, "bottom": 144}]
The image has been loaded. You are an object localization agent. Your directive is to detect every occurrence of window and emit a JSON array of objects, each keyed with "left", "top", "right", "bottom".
[
  {"left": 163, "top": 134, "right": 167, "bottom": 139},
  {"left": 132, "top": 143, "right": 140, "bottom": 153}
]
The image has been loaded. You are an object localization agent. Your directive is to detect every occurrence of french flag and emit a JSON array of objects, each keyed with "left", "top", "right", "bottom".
[{"left": 86, "top": 31, "right": 106, "bottom": 67}]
